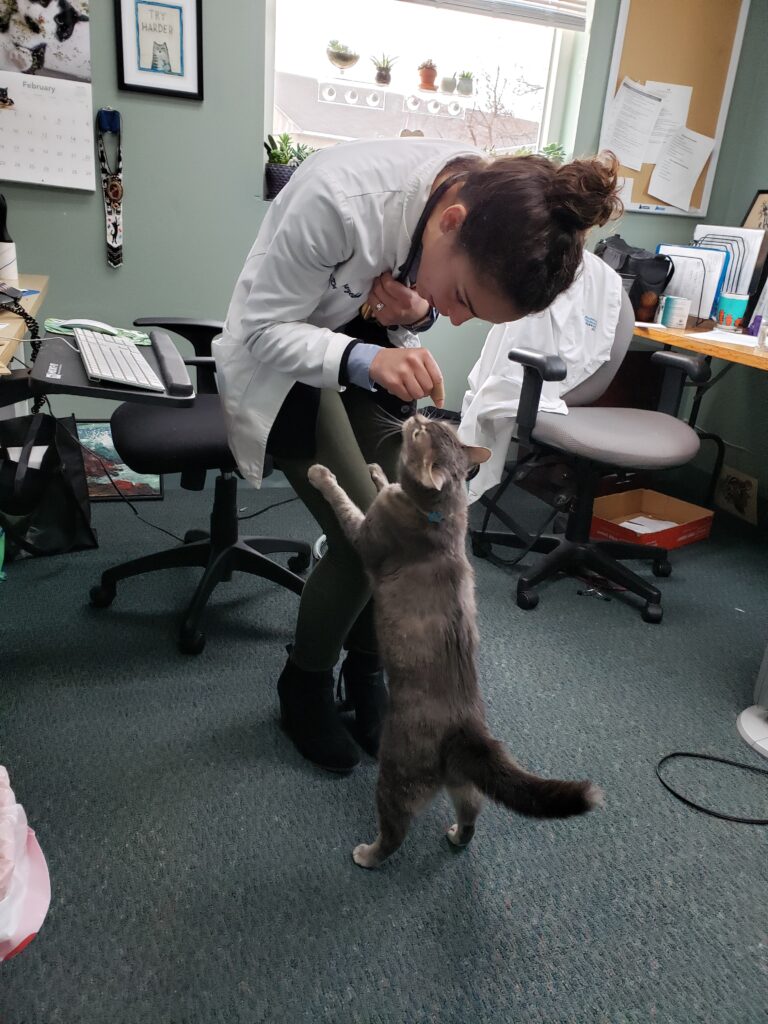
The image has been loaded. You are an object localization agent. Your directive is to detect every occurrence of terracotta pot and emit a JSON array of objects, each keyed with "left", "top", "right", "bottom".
[{"left": 418, "top": 67, "right": 437, "bottom": 91}]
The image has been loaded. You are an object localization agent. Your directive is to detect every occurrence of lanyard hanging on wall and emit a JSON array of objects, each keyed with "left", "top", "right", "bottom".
[{"left": 96, "top": 108, "right": 123, "bottom": 268}]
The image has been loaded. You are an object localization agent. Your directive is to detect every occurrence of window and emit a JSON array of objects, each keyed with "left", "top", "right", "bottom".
[{"left": 271, "top": 0, "right": 590, "bottom": 156}]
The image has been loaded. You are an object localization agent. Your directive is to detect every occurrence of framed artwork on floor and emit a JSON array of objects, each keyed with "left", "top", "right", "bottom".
[
  {"left": 76, "top": 421, "right": 163, "bottom": 501},
  {"left": 114, "top": 0, "right": 203, "bottom": 100}
]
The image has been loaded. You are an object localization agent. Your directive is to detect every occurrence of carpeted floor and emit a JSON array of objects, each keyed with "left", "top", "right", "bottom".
[{"left": 1, "top": 480, "right": 767, "bottom": 1024}]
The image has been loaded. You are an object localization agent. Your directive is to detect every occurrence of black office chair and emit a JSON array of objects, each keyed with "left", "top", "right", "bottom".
[
  {"left": 89, "top": 318, "right": 311, "bottom": 654},
  {"left": 470, "top": 292, "right": 711, "bottom": 623}
]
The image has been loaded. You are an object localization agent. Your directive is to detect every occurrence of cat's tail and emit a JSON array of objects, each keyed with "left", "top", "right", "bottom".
[{"left": 442, "top": 725, "right": 603, "bottom": 818}]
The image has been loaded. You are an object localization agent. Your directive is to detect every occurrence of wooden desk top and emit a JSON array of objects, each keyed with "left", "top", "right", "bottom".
[
  {"left": 634, "top": 320, "right": 768, "bottom": 371},
  {"left": 0, "top": 275, "right": 49, "bottom": 375}
]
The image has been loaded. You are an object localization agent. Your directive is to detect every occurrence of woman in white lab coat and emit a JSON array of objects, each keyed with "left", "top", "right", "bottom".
[{"left": 214, "top": 137, "right": 621, "bottom": 772}]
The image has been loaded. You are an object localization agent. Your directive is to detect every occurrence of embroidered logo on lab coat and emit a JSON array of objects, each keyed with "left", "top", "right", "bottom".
[{"left": 584, "top": 315, "right": 597, "bottom": 331}]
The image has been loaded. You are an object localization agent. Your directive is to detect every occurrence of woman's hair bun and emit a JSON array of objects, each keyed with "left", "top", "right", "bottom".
[{"left": 549, "top": 151, "right": 623, "bottom": 231}]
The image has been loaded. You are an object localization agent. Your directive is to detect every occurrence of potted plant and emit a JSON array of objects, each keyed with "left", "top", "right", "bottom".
[
  {"left": 263, "top": 133, "right": 315, "bottom": 200},
  {"left": 326, "top": 40, "right": 359, "bottom": 74},
  {"left": 440, "top": 72, "right": 457, "bottom": 94},
  {"left": 371, "top": 53, "right": 397, "bottom": 86},
  {"left": 418, "top": 59, "right": 437, "bottom": 91},
  {"left": 457, "top": 70, "right": 473, "bottom": 96}
]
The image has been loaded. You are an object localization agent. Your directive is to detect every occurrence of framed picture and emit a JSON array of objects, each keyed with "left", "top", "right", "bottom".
[
  {"left": 114, "top": 0, "right": 203, "bottom": 100},
  {"left": 742, "top": 190, "right": 768, "bottom": 231},
  {"left": 76, "top": 421, "right": 163, "bottom": 502}
]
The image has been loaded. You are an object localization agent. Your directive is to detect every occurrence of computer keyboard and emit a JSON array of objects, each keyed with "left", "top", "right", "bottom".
[{"left": 73, "top": 328, "right": 166, "bottom": 392}]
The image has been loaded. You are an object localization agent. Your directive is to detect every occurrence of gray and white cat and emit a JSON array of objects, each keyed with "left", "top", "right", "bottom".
[{"left": 308, "top": 414, "right": 603, "bottom": 869}]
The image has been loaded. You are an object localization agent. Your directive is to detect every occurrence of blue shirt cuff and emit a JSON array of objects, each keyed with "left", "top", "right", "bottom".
[{"left": 346, "top": 342, "right": 381, "bottom": 391}]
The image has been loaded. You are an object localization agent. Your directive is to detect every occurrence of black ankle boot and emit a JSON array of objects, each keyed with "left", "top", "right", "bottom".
[
  {"left": 339, "top": 649, "right": 389, "bottom": 758},
  {"left": 277, "top": 649, "right": 360, "bottom": 773}
]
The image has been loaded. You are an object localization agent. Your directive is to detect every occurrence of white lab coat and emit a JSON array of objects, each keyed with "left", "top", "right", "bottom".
[
  {"left": 213, "top": 137, "right": 482, "bottom": 488},
  {"left": 458, "top": 250, "right": 623, "bottom": 503}
]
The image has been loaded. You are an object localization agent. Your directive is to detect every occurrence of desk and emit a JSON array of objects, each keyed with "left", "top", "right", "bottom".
[
  {"left": 633, "top": 322, "right": 768, "bottom": 372},
  {"left": 634, "top": 321, "right": 768, "bottom": 502},
  {"left": 0, "top": 275, "right": 49, "bottom": 375}
]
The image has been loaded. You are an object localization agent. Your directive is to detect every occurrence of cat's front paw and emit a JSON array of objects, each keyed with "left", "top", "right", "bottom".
[
  {"left": 367, "top": 463, "right": 389, "bottom": 492},
  {"left": 352, "top": 843, "right": 380, "bottom": 869},
  {"left": 308, "top": 464, "right": 336, "bottom": 490}
]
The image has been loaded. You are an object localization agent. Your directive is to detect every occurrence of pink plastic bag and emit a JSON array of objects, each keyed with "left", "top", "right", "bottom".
[{"left": 0, "top": 766, "right": 51, "bottom": 961}]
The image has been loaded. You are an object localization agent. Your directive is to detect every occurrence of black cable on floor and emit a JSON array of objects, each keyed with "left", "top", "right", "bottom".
[
  {"left": 238, "top": 496, "right": 298, "bottom": 521},
  {"left": 656, "top": 752, "right": 768, "bottom": 825}
]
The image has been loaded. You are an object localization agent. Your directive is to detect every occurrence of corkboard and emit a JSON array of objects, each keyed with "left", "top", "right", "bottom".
[{"left": 601, "top": 0, "right": 749, "bottom": 216}]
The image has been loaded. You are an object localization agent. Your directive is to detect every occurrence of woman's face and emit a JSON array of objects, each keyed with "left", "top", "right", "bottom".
[{"left": 415, "top": 203, "right": 523, "bottom": 327}]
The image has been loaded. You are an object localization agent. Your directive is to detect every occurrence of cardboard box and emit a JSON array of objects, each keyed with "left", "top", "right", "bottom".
[{"left": 591, "top": 489, "right": 713, "bottom": 550}]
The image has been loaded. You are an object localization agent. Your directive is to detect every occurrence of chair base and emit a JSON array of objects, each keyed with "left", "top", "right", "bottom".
[
  {"left": 471, "top": 529, "right": 669, "bottom": 624},
  {"left": 90, "top": 473, "right": 311, "bottom": 653}
]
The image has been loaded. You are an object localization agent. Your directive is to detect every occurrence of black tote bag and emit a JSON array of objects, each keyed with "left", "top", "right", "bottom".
[
  {"left": 594, "top": 234, "right": 675, "bottom": 322},
  {"left": 0, "top": 413, "right": 98, "bottom": 559}
]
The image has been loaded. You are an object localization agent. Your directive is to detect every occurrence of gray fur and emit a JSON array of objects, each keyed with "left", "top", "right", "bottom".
[{"left": 308, "top": 414, "right": 602, "bottom": 869}]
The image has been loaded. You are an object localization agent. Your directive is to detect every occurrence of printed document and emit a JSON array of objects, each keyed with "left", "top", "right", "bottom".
[
  {"left": 643, "top": 82, "right": 693, "bottom": 164},
  {"left": 600, "top": 78, "right": 663, "bottom": 171},
  {"left": 648, "top": 128, "right": 715, "bottom": 210}
]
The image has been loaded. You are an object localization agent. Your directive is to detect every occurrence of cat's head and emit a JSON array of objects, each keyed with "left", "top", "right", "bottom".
[{"left": 399, "top": 414, "right": 489, "bottom": 500}]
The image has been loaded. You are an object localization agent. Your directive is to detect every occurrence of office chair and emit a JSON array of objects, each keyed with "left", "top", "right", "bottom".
[
  {"left": 89, "top": 318, "right": 311, "bottom": 654},
  {"left": 470, "top": 292, "right": 710, "bottom": 623}
]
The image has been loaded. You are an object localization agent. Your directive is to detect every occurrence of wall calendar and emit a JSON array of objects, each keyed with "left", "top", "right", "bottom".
[{"left": 0, "top": 1, "right": 95, "bottom": 192}]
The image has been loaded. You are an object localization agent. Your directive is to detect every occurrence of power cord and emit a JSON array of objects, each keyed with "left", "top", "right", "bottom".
[
  {"left": 238, "top": 495, "right": 299, "bottom": 522},
  {"left": 656, "top": 752, "right": 768, "bottom": 825}
]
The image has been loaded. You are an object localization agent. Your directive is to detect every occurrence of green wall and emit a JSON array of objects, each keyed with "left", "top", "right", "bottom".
[{"left": 3, "top": 0, "right": 767, "bottom": 495}]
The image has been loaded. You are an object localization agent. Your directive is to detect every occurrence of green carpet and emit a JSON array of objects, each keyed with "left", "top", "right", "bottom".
[{"left": 1, "top": 481, "right": 767, "bottom": 1023}]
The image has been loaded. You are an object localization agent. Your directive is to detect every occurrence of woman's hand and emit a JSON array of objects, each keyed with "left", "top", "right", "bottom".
[
  {"left": 365, "top": 272, "right": 430, "bottom": 327},
  {"left": 369, "top": 347, "right": 445, "bottom": 408}
]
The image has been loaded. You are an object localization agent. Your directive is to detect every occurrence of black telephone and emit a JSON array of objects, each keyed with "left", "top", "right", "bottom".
[{"left": 0, "top": 282, "right": 23, "bottom": 306}]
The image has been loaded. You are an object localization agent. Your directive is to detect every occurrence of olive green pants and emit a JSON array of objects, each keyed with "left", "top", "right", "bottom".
[{"left": 277, "top": 387, "right": 403, "bottom": 672}]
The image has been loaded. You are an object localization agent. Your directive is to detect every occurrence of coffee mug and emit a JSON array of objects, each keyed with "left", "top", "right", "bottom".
[
  {"left": 714, "top": 292, "right": 749, "bottom": 331},
  {"left": 656, "top": 294, "right": 690, "bottom": 329}
]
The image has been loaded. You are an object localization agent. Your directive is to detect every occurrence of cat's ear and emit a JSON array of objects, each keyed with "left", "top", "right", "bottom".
[{"left": 462, "top": 444, "right": 491, "bottom": 466}]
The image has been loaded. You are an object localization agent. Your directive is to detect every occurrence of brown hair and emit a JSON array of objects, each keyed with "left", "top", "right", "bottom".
[{"left": 456, "top": 152, "right": 622, "bottom": 314}]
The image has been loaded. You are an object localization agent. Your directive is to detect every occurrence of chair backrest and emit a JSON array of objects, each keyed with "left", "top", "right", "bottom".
[{"left": 562, "top": 289, "right": 635, "bottom": 407}]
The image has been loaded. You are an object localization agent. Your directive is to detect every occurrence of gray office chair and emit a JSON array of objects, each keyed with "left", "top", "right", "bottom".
[{"left": 470, "top": 292, "right": 710, "bottom": 623}]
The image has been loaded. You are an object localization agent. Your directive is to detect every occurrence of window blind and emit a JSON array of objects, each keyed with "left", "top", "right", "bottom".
[{"left": 395, "top": 0, "right": 588, "bottom": 32}]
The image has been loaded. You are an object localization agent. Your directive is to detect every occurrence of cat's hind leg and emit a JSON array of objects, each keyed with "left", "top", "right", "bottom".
[
  {"left": 446, "top": 784, "right": 484, "bottom": 848},
  {"left": 308, "top": 464, "right": 365, "bottom": 545},
  {"left": 353, "top": 772, "right": 436, "bottom": 869}
]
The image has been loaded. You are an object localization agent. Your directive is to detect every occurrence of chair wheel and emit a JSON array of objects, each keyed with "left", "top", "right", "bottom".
[
  {"left": 516, "top": 586, "right": 539, "bottom": 611},
  {"left": 178, "top": 629, "right": 206, "bottom": 655},
  {"left": 288, "top": 551, "right": 311, "bottom": 573},
  {"left": 471, "top": 533, "right": 492, "bottom": 558},
  {"left": 89, "top": 583, "right": 116, "bottom": 608},
  {"left": 184, "top": 529, "right": 208, "bottom": 544},
  {"left": 641, "top": 603, "right": 663, "bottom": 624},
  {"left": 652, "top": 558, "right": 672, "bottom": 578}
]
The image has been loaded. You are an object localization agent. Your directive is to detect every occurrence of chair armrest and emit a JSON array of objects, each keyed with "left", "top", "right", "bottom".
[
  {"left": 507, "top": 348, "right": 567, "bottom": 445},
  {"left": 507, "top": 348, "right": 568, "bottom": 381},
  {"left": 133, "top": 318, "right": 224, "bottom": 357},
  {"left": 651, "top": 350, "right": 711, "bottom": 415},
  {"left": 135, "top": 318, "right": 223, "bottom": 394},
  {"left": 650, "top": 350, "right": 711, "bottom": 384},
  {"left": 181, "top": 356, "right": 217, "bottom": 395}
]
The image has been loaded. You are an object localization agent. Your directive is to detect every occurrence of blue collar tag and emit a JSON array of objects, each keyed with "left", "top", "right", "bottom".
[{"left": 427, "top": 510, "right": 443, "bottom": 524}]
